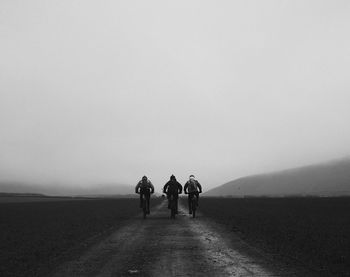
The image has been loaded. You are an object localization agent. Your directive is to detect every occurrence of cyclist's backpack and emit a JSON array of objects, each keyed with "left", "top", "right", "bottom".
[
  {"left": 188, "top": 180, "right": 198, "bottom": 192},
  {"left": 167, "top": 181, "right": 179, "bottom": 194},
  {"left": 140, "top": 180, "right": 151, "bottom": 192}
]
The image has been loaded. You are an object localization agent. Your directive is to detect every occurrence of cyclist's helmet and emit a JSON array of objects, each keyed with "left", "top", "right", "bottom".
[
  {"left": 189, "top": 175, "right": 195, "bottom": 180},
  {"left": 142, "top": 176, "right": 147, "bottom": 181}
]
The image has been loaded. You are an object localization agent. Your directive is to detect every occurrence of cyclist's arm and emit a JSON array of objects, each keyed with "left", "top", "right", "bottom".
[
  {"left": 149, "top": 181, "right": 155, "bottom": 193},
  {"left": 163, "top": 183, "right": 168, "bottom": 194},
  {"left": 178, "top": 183, "right": 183, "bottom": 194},
  {"left": 135, "top": 182, "right": 141, "bottom": 193},
  {"left": 184, "top": 182, "right": 188, "bottom": 194},
  {"left": 197, "top": 181, "right": 202, "bottom": 193}
]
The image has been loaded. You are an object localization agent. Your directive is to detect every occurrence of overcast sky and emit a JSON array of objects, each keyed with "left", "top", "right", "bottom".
[{"left": 1, "top": 0, "right": 350, "bottom": 192}]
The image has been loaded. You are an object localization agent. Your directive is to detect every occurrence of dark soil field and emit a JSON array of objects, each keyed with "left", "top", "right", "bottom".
[
  {"left": 0, "top": 196, "right": 83, "bottom": 203},
  {"left": 2, "top": 196, "right": 348, "bottom": 276},
  {"left": 0, "top": 197, "right": 162, "bottom": 277},
  {"left": 198, "top": 197, "right": 350, "bottom": 276}
]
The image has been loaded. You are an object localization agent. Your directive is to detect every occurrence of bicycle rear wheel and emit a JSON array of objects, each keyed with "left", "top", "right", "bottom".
[
  {"left": 192, "top": 198, "right": 196, "bottom": 218},
  {"left": 170, "top": 196, "right": 176, "bottom": 219},
  {"left": 142, "top": 196, "right": 147, "bottom": 219}
]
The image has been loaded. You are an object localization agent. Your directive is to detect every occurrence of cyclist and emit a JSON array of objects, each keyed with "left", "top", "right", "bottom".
[
  {"left": 184, "top": 175, "right": 202, "bottom": 214},
  {"left": 163, "top": 175, "right": 182, "bottom": 214},
  {"left": 135, "top": 176, "right": 154, "bottom": 214}
]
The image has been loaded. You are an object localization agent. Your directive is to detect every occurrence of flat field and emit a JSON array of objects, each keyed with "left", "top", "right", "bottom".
[
  {"left": 0, "top": 196, "right": 83, "bottom": 203},
  {"left": 0, "top": 197, "right": 161, "bottom": 276},
  {"left": 198, "top": 197, "right": 350, "bottom": 276}
]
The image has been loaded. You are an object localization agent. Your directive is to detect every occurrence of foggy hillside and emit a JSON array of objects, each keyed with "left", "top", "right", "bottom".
[
  {"left": 205, "top": 157, "right": 350, "bottom": 197},
  {"left": 0, "top": 182, "right": 135, "bottom": 197}
]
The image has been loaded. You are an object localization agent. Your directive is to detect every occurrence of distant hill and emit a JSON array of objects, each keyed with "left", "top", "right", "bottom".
[
  {"left": 205, "top": 157, "right": 350, "bottom": 197},
  {"left": 0, "top": 182, "right": 135, "bottom": 197}
]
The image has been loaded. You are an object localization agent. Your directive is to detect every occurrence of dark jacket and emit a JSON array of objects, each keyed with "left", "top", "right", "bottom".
[
  {"left": 184, "top": 179, "right": 202, "bottom": 194},
  {"left": 135, "top": 179, "right": 155, "bottom": 195},
  {"left": 163, "top": 175, "right": 182, "bottom": 197}
]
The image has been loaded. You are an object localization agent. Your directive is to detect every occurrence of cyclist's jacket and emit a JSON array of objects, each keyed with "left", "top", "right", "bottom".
[
  {"left": 184, "top": 179, "right": 202, "bottom": 194},
  {"left": 163, "top": 176, "right": 182, "bottom": 197},
  {"left": 135, "top": 179, "right": 154, "bottom": 194}
]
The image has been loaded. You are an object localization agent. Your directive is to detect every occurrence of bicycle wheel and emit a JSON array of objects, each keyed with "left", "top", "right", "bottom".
[
  {"left": 142, "top": 196, "right": 147, "bottom": 219},
  {"left": 170, "top": 196, "right": 176, "bottom": 219},
  {"left": 192, "top": 197, "right": 196, "bottom": 218},
  {"left": 171, "top": 206, "right": 175, "bottom": 218}
]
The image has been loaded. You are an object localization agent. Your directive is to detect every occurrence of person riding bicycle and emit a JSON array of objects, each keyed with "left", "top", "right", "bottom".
[
  {"left": 163, "top": 175, "right": 182, "bottom": 214},
  {"left": 184, "top": 175, "right": 202, "bottom": 214},
  {"left": 135, "top": 176, "right": 154, "bottom": 214}
]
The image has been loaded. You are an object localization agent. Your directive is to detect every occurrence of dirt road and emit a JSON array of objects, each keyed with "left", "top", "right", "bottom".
[{"left": 52, "top": 201, "right": 313, "bottom": 276}]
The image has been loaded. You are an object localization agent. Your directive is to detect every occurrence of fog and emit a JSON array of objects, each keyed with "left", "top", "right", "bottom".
[{"left": 1, "top": 1, "right": 350, "bottom": 193}]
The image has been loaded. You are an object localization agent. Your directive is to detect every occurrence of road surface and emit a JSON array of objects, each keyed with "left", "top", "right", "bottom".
[{"left": 52, "top": 200, "right": 314, "bottom": 276}]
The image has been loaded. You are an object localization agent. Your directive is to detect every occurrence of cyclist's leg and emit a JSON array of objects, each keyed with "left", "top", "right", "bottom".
[
  {"left": 175, "top": 195, "right": 178, "bottom": 214},
  {"left": 195, "top": 191, "right": 199, "bottom": 207},
  {"left": 139, "top": 193, "right": 143, "bottom": 208},
  {"left": 146, "top": 194, "right": 150, "bottom": 213},
  {"left": 188, "top": 193, "right": 192, "bottom": 214},
  {"left": 167, "top": 193, "right": 170, "bottom": 209}
]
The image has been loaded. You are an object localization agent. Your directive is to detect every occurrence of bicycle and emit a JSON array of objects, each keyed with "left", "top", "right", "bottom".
[
  {"left": 138, "top": 192, "right": 150, "bottom": 219},
  {"left": 141, "top": 193, "right": 149, "bottom": 219},
  {"left": 187, "top": 191, "right": 201, "bottom": 218},
  {"left": 189, "top": 193, "right": 198, "bottom": 218},
  {"left": 169, "top": 194, "right": 177, "bottom": 219}
]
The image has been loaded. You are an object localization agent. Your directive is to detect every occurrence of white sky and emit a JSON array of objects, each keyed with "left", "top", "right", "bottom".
[{"left": 1, "top": 0, "right": 350, "bottom": 192}]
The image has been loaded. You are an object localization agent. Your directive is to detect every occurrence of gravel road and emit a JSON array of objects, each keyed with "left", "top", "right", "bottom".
[{"left": 52, "top": 200, "right": 315, "bottom": 276}]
